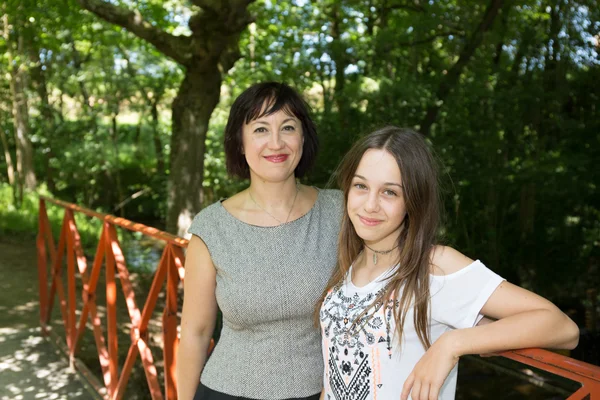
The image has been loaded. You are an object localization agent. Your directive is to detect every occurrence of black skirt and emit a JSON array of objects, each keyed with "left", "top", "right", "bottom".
[{"left": 193, "top": 383, "right": 321, "bottom": 400}]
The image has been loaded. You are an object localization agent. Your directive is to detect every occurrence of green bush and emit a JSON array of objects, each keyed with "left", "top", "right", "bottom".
[{"left": 0, "top": 183, "right": 107, "bottom": 252}]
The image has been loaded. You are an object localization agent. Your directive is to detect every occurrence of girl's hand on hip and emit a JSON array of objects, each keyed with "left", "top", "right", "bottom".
[{"left": 400, "top": 332, "right": 459, "bottom": 400}]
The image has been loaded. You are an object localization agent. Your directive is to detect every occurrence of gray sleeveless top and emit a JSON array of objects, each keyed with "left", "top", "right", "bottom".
[{"left": 188, "top": 189, "right": 343, "bottom": 399}]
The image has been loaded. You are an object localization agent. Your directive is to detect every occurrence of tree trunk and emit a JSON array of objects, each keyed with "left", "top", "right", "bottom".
[
  {"left": 57, "top": 76, "right": 66, "bottom": 123},
  {"left": 318, "top": 60, "right": 333, "bottom": 116},
  {"left": 77, "top": 0, "right": 254, "bottom": 235},
  {"left": 167, "top": 66, "right": 221, "bottom": 236},
  {"left": 0, "top": 128, "right": 16, "bottom": 186},
  {"left": 27, "top": 33, "right": 57, "bottom": 192},
  {"left": 110, "top": 108, "right": 125, "bottom": 217},
  {"left": 134, "top": 113, "right": 143, "bottom": 145},
  {"left": 68, "top": 33, "right": 97, "bottom": 132},
  {"left": 118, "top": 45, "right": 166, "bottom": 176},
  {"left": 420, "top": 0, "right": 505, "bottom": 136},
  {"left": 329, "top": 4, "right": 350, "bottom": 140},
  {"left": 4, "top": 14, "right": 37, "bottom": 194},
  {"left": 151, "top": 100, "right": 165, "bottom": 177}
]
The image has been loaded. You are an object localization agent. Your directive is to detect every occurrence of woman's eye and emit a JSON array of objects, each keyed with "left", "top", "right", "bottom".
[
  {"left": 383, "top": 189, "right": 397, "bottom": 196},
  {"left": 254, "top": 127, "right": 268, "bottom": 133},
  {"left": 282, "top": 125, "right": 296, "bottom": 132},
  {"left": 353, "top": 183, "right": 367, "bottom": 190}
]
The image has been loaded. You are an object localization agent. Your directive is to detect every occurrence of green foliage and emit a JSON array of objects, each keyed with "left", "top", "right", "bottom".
[
  {"left": 0, "top": 184, "right": 40, "bottom": 237},
  {"left": 0, "top": 183, "right": 103, "bottom": 251},
  {"left": 0, "top": 0, "right": 598, "bottom": 310}
]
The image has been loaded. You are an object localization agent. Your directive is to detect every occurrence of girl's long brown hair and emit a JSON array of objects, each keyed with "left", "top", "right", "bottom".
[{"left": 316, "top": 126, "right": 441, "bottom": 350}]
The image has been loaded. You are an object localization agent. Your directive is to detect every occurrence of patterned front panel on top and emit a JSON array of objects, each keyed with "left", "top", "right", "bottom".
[{"left": 321, "top": 283, "right": 400, "bottom": 400}]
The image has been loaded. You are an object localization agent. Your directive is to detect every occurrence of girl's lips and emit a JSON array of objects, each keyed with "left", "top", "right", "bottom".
[
  {"left": 264, "top": 154, "right": 289, "bottom": 163},
  {"left": 359, "top": 215, "right": 383, "bottom": 226}
]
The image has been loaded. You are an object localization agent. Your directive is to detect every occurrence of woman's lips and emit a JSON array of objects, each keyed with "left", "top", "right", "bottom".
[
  {"left": 359, "top": 215, "right": 383, "bottom": 226},
  {"left": 264, "top": 154, "right": 289, "bottom": 163}
]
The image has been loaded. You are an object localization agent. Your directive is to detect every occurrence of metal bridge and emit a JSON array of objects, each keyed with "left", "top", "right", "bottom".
[{"left": 3, "top": 196, "right": 598, "bottom": 399}]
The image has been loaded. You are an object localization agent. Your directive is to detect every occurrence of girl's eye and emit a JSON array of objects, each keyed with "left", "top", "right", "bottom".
[
  {"left": 353, "top": 183, "right": 367, "bottom": 190},
  {"left": 254, "top": 127, "right": 268, "bottom": 133},
  {"left": 383, "top": 189, "right": 397, "bottom": 197},
  {"left": 282, "top": 125, "right": 296, "bottom": 131}
]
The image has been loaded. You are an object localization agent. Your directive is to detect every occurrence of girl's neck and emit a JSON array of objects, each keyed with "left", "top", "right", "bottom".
[
  {"left": 358, "top": 248, "right": 400, "bottom": 270},
  {"left": 361, "top": 231, "right": 402, "bottom": 270}
]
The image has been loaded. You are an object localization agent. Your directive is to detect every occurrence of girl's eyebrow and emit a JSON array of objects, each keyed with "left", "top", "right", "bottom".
[{"left": 354, "top": 174, "right": 403, "bottom": 188}]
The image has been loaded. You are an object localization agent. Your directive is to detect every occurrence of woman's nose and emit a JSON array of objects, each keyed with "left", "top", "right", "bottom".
[{"left": 268, "top": 131, "right": 284, "bottom": 149}]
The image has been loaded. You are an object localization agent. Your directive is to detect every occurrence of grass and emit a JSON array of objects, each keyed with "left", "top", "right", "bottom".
[{"left": 0, "top": 184, "right": 103, "bottom": 250}]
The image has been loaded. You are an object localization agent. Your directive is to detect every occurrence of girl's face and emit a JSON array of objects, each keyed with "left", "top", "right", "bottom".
[
  {"left": 242, "top": 108, "right": 304, "bottom": 183},
  {"left": 347, "top": 149, "right": 407, "bottom": 248}
]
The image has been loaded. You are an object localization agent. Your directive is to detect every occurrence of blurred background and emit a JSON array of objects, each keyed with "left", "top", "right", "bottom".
[{"left": 0, "top": 0, "right": 598, "bottom": 397}]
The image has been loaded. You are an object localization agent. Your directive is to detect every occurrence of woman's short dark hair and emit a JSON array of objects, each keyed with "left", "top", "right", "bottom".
[{"left": 224, "top": 82, "right": 319, "bottom": 179}]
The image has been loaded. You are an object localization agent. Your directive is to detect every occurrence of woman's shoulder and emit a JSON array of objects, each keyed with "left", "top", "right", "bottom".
[
  {"left": 429, "top": 245, "right": 476, "bottom": 276},
  {"left": 188, "top": 200, "right": 227, "bottom": 238},
  {"left": 192, "top": 200, "right": 224, "bottom": 221},
  {"left": 316, "top": 188, "right": 343, "bottom": 208}
]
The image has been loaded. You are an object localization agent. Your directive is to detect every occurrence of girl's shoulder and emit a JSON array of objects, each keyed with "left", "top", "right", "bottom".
[{"left": 429, "top": 245, "right": 475, "bottom": 276}]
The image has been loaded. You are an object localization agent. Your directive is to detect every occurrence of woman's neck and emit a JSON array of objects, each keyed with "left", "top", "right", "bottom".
[{"left": 247, "top": 175, "right": 298, "bottom": 211}]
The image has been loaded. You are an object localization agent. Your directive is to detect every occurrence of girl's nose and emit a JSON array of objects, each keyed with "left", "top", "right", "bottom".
[{"left": 364, "top": 192, "right": 380, "bottom": 213}]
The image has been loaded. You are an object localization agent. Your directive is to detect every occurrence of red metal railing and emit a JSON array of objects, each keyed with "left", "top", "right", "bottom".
[
  {"left": 36, "top": 196, "right": 600, "bottom": 399},
  {"left": 37, "top": 196, "right": 187, "bottom": 399}
]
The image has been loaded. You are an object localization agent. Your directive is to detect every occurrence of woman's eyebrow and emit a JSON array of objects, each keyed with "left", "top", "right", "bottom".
[{"left": 250, "top": 117, "right": 297, "bottom": 126}]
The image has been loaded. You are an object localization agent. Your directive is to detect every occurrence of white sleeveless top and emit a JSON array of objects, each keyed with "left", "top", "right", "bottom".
[{"left": 320, "top": 260, "right": 504, "bottom": 400}]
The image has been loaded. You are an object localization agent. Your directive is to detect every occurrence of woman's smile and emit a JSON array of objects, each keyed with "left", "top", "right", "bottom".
[{"left": 264, "top": 154, "right": 289, "bottom": 163}]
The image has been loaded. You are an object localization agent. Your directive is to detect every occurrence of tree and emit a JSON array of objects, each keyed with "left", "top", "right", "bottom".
[
  {"left": 2, "top": 9, "right": 37, "bottom": 203},
  {"left": 77, "top": 0, "right": 255, "bottom": 235},
  {"left": 419, "top": 0, "right": 505, "bottom": 136}
]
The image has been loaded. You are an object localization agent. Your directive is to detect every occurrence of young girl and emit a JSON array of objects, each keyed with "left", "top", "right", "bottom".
[{"left": 317, "top": 126, "right": 579, "bottom": 400}]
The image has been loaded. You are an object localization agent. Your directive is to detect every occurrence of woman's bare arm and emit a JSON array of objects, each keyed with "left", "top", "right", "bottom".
[{"left": 176, "top": 235, "right": 218, "bottom": 399}]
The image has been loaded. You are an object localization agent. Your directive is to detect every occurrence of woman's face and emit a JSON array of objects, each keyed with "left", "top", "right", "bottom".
[
  {"left": 242, "top": 108, "right": 304, "bottom": 183},
  {"left": 347, "top": 148, "right": 407, "bottom": 248}
]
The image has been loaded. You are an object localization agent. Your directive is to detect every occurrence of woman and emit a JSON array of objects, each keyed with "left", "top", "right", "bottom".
[
  {"left": 318, "top": 126, "right": 579, "bottom": 400},
  {"left": 177, "top": 82, "right": 343, "bottom": 400}
]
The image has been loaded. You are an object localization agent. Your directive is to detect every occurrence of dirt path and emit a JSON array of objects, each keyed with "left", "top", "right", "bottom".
[{"left": 0, "top": 237, "right": 95, "bottom": 400}]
